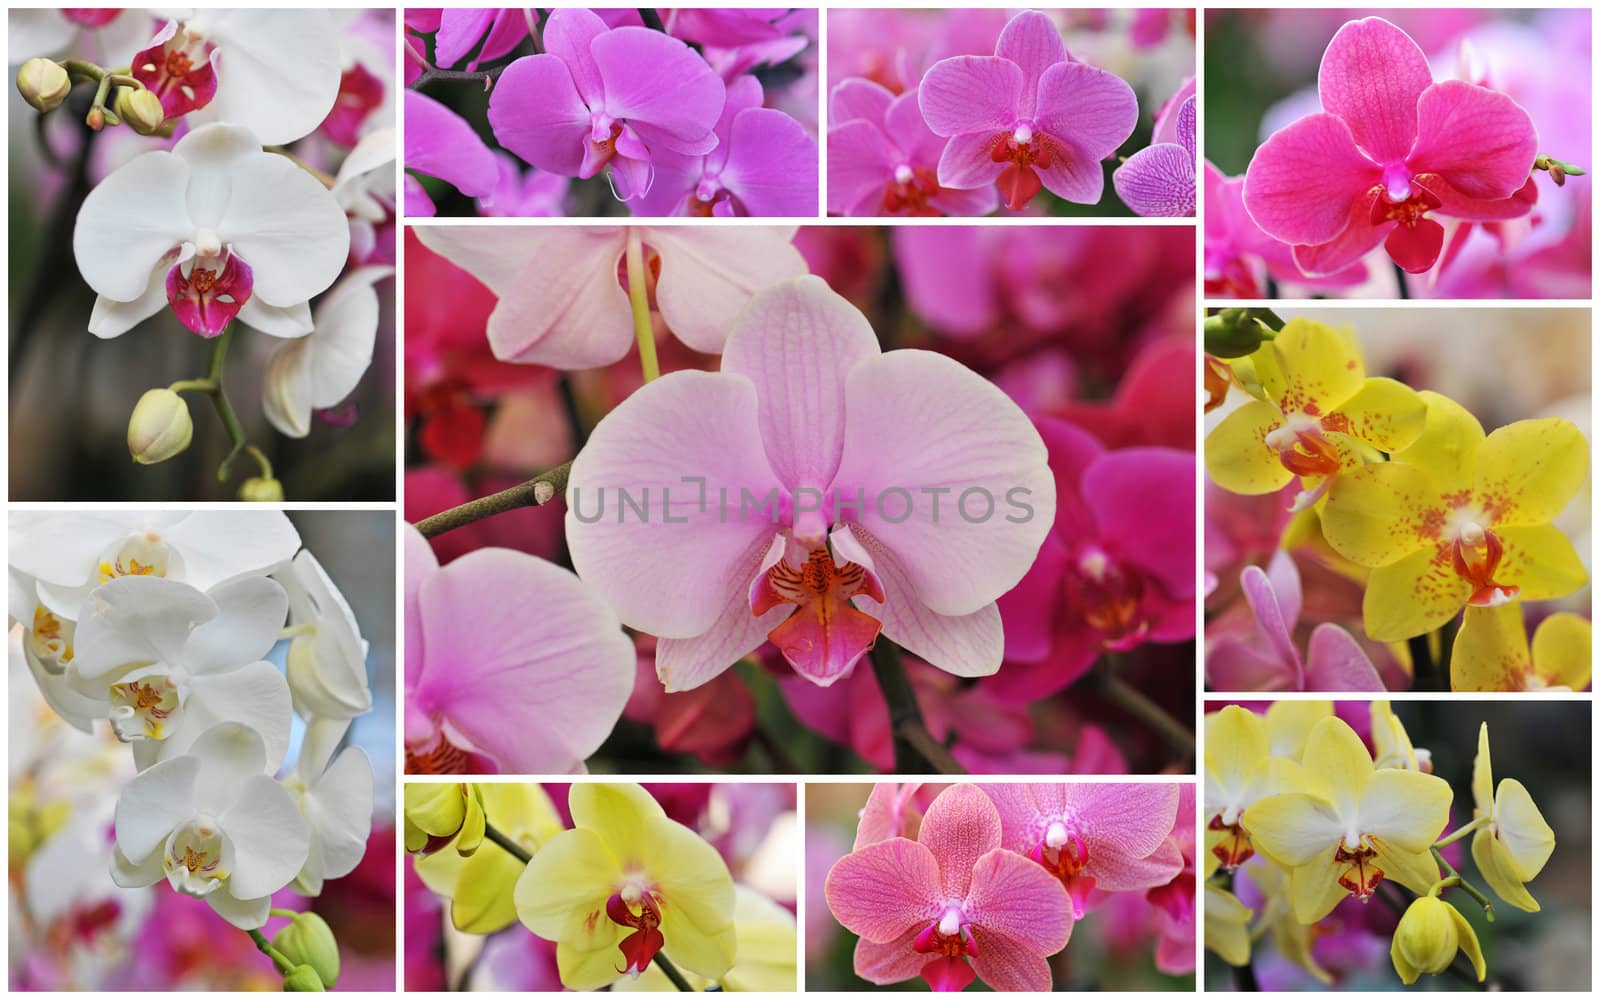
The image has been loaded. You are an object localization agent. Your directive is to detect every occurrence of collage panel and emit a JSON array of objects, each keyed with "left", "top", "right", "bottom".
[
  {"left": 401, "top": 779, "right": 797, "bottom": 991},
  {"left": 807, "top": 779, "right": 1197, "bottom": 990},
  {"left": 403, "top": 222, "right": 1196, "bottom": 778},
  {"left": 8, "top": 9, "right": 398, "bottom": 501},
  {"left": 827, "top": 7, "right": 1196, "bottom": 218},
  {"left": 1203, "top": 307, "right": 1591, "bottom": 694},
  {"left": 1202, "top": 699, "right": 1591, "bottom": 991},
  {"left": 401, "top": 8, "right": 820, "bottom": 218},
  {"left": 1203, "top": 8, "right": 1591, "bottom": 300},
  {"left": 8, "top": 509, "right": 398, "bottom": 990}
]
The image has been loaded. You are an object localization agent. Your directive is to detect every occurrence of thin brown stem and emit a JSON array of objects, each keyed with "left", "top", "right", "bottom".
[
  {"left": 414, "top": 462, "right": 571, "bottom": 538},
  {"left": 870, "top": 640, "right": 965, "bottom": 775},
  {"left": 1091, "top": 663, "right": 1195, "bottom": 758}
]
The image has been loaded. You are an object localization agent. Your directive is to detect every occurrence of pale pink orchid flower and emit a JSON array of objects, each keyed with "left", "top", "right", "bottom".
[
  {"left": 564, "top": 276, "right": 1056, "bottom": 690},
  {"left": 826, "top": 783, "right": 1073, "bottom": 991},
  {"left": 412, "top": 225, "right": 808, "bottom": 367}
]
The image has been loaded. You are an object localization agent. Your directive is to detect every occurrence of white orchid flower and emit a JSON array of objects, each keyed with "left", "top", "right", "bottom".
[
  {"left": 74, "top": 123, "right": 349, "bottom": 340},
  {"left": 111, "top": 723, "right": 310, "bottom": 929},
  {"left": 263, "top": 265, "right": 391, "bottom": 439},
  {"left": 285, "top": 744, "right": 373, "bottom": 896},
  {"left": 275, "top": 549, "right": 372, "bottom": 775},
  {"left": 8, "top": 510, "right": 300, "bottom": 620},
  {"left": 71, "top": 575, "right": 291, "bottom": 771},
  {"left": 7, "top": 9, "right": 151, "bottom": 67},
  {"left": 332, "top": 129, "right": 397, "bottom": 263}
]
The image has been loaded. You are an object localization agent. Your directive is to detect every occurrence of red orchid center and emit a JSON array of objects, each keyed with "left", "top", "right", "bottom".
[
  {"left": 133, "top": 28, "right": 218, "bottom": 118},
  {"left": 1031, "top": 821, "right": 1097, "bottom": 917},
  {"left": 882, "top": 164, "right": 943, "bottom": 216},
  {"left": 752, "top": 545, "right": 885, "bottom": 683},
  {"left": 913, "top": 908, "right": 979, "bottom": 992},
  {"left": 1450, "top": 520, "right": 1518, "bottom": 607},
  {"left": 323, "top": 63, "right": 385, "bottom": 145},
  {"left": 989, "top": 122, "right": 1064, "bottom": 210},
  {"left": 1264, "top": 414, "right": 1344, "bottom": 479},
  {"left": 606, "top": 890, "right": 666, "bottom": 977},
  {"left": 165, "top": 246, "right": 253, "bottom": 338},
  {"left": 1334, "top": 840, "right": 1384, "bottom": 900},
  {"left": 404, "top": 734, "right": 475, "bottom": 775},
  {"left": 1370, "top": 164, "right": 1442, "bottom": 230},
  {"left": 1067, "top": 548, "right": 1149, "bottom": 651},
  {"left": 1207, "top": 813, "right": 1255, "bottom": 870},
  {"left": 588, "top": 119, "right": 625, "bottom": 170}
]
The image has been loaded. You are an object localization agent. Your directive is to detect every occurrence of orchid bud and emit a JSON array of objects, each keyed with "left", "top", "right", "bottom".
[
  {"left": 127, "top": 388, "right": 193, "bottom": 464},
  {"left": 281, "top": 965, "right": 326, "bottom": 991},
  {"left": 274, "top": 912, "right": 340, "bottom": 989},
  {"left": 1204, "top": 308, "right": 1276, "bottom": 359},
  {"left": 402, "top": 783, "right": 485, "bottom": 856},
  {"left": 17, "top": 59, "right": 71, "bottom": 112},
  {"left": 240, "top": 476, "right": 285, "bottom": 502},
  {"left": 1390, "top": 896, "right": 1484, "bottom": 985},
  {"left": 115, "top": 87, "right": 165, "bottom": 135}
]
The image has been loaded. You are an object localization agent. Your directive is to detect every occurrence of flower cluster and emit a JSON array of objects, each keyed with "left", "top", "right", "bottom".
[
  {"left": 14, "top": 8, "right": 396, "bottom": 498},
  {"left": 1204, "top": 702, "right": 1560, "bottom": 989},
  {"left": 1206, "top": 13, "right": 1590, "bottom": 298},
  {"left": 821, "top": 782, "right": 1191, "bottom": 990},
  {"left": 405, "top": 8, "right": 819, "bottom": 217},
  {"left": 404, "top": 782, "right": 796, "bottom": 991},
  {"left": 827, "top": 8, "right": 1196, "bottom": 217},
  {"left": 404, "top": 225, "right": 1196, "bottom": 775},
  {"left": 8, "top": 510, "right": 379, "bottom": 990},
  {"left": 1205, "top": 313, "right": 1590, "bottom": 692}
]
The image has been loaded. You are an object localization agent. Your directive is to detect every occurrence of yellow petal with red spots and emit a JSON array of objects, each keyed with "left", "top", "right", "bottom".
[
  {"left": 1495, "top": 524, "right": 1587, "bottom": 601},
  {"left": 1530, "top": 612, "right": 1591, "bottom": 690},
  {"left": 1474, "top": 417, "right": 1588, "bottom": 527},
  {"left": 1362, "top": 546, "right": 1471, "bottom": 642},
  {"left": 1323, "top": 462, "right": 1437, "bottom": 569},
  {"left": 1329, "top": 377, "right": 1426, "bottom": 452},
  {"left": 1268, "top": 319, "right": 1367, "bottom": 416},
  {"left": 1391, "top": 391, "right": 1484, "bottom": 495},
  {"left": 1451, "top": 604, "right": 1532, "bottom": 692},
  {"left": 1205, "top": 399, "right": 1296, "bottom": 495}
]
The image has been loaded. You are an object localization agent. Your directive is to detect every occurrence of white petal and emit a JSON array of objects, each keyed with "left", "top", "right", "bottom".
[
  {"left": 202, "top": 11, "right": 343, "bottom": 145},
  {"left": 173, "top": 122, "right": 264, "bottom": 228},
  {"left": 645, "top": 227, "right": 809, "bottom": 353},
  {"left": 280, "top": 551, "right": 370, "bottom": 720},
  {"left": 296, "top": 717, "right": 352, "bottom": 782},
  {"left": 8, "top": 10, "right": 74, "bottom": 56},
  {"left": 205, "top": 888, "right": 272, "bottom": 929},
  {"left": 167, "top": 663, "right": 293, "bottom": 772},
  {"left": 307, "top": 266, "right": 388, "bottom": 406},
  {"left": 184, "top": 577, "right": 288, "bottom": 675},
  {"left": 88, "top": 272, "right": 168, "bottom": 339},
  {"left": 166, "top": 512, "right": 301, "bottom": 591},
  {"left": 16, "top": 626, "right": 102, "bottom": 732},
  {"left": 72, "top": 577, "right": 217, "bottom": 680},
  {"left": 219, "top": 774, "right": 311, "bottom": 899},
  {"left": 334, "top": 128, "right": 398, "bottom": 189},
  {"left": 189, "top": 722, "right": 270, "bottom": 810},
  {"left": 115, "top": 755, "right": 200, "bottom": 863},
  {"left": 262, "top": 340, "right": 314, "bottom": 438},
  {"left": 8, "top": 514, "right": 137, "bottom": 588},
  {"left": 215, "top": 153, "right": 350, "bottom": 307},
  {"left": 238, "top": 296, "right": 315, "bottom": 338},
  {"left": 72, "top": 151, "right": 191, "bottom": 301},
  {"left": 110, "top": 843, "right": 166, "bottom": 889},
  {"left": 295, "top": 746, "right": 372, "bottom": 893}
]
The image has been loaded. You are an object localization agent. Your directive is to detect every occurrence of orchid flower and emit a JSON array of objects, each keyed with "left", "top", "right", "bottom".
[
  {"left": 404, "top": 90, "right": 500, "bottom": 215},
  {"left": 488, "top": 7, "right": 725, "bottom": 200},
  {"left": 1470, "top": 723, "right": 1555, "bottom": 912},
  {"left": 1113, "top": 95, "right": 1196, "bottom": 217},
  {"left": 263, "top": 265, "right": 391, "bottom": 439},
  {"left": 8, "top": 8, "right": 150, "bottom": 67},
  {"left": 111, "top": 723, "right": 310, "bottom": 929},
  {"left": 1202, "top": 706, "right": 1305, "bottom": 878},
  {"left": 403, "top": 525, "right": 635, "bottom": 774},
  {"left": 283, "top": 743, "right": 372, "bottom": 897},
  {"left": 414, "top": 784, "right": 563, "bottom": 934},
  {"left": 827, "top": 79, "right": 999, "bottom": 217},
  {"left": 984, "top": 783, "right": 1183, "bottom": 919},
  {"left": 825, "top": 783, "right": 1073, "bottom": 991},
  {"left": 1452, "top": 603, "right": 1591, "bottom": 692},
  {"left": 432, "top": 8, "right": 529, "bottom": 71},
  {"left": 74, "top": 123, "right": 350, "bottom": 340},
  {"left": 1204, "top": 162, "right": 1368, "bottom": 297},
  {"left": 614, "top": 885, "right": 799, "bottom": 992},
  {"left": 275, "top": 550, "right": 372, "bottom": 776},
  {"left": 1242, "top": 17, "right": 1539, "bottom": 275},
  {"left": 564, "top": 276, "right": 1055, "bottom": 689},
  {"left": 1149, "top": 784, "right": 1198, "bottom": 975},
  {"left": 133, "top": 10, "right": 343, "bottom": 145},
  {"left": 919, "top": 10, "right": 1137, "bottom": 209},
  {"left": 332, "top": 129, "right": 398, "bottom": 263},
  {"left": 413, "top": 225, "right": 808, "bottom": 366},
  {"left": 513, "top": 783, "right": 737, "bottom": 990}
]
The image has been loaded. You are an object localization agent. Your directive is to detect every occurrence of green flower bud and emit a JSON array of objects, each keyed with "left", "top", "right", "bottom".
[
  {"left": 1203, "top": 308, "right": 1279, "bottom": 359},
  {"left": 282, "top": 965, "right": 326, "bottom": 992},
  {"left": 274, "top": 912, "right": 340, "bottom": 990},
  {"left": 127, "top": 388, "right": 193, "bottom": 465},
  {"left": 115, "top": 87, "right": 165, "bottom": 136},
  {"left": 17, "top": 59, "right": 70, "bottom": 112},
  {"left": 240, "top": 476, "right": 285, "bottom": 502}
]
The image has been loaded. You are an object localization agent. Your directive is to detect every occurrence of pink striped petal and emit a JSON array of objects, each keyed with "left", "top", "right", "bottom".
[
  {"left": 918, "top": 784, "right": 1003, "bottom": 899},
  {"left": 1243, "top": 112, "right": 1380, "bottom": 245},
  {"left": 719, "top": 109, "right": 819, "bottom": 217},
  {"left": 919, "top": 56, "right": 1024, "bottom": 137},
  {"left": 995, "top": 10, "right": 1067, "bottom": 120},
  {"left": 1061, "top": 783, "right": 1181, "bottom": 871},
  {"left": 1034, "top": 60, "right": 1138, "bottom": 160},
  {"left": 853, "top": 930, "right": 927, "bottom": 986},
  {"left": 1304, "top": 624, "right": 1386, "bottom": 691},
  {"left": 1206, "top": 635, "right": 1296, "bottom": 692},
  {"left": 968, "top": 926, "right": 1057, "bottom": 991},
  {"left": 591, "top": 27, "right": 725, "bottom": 145},
  {"left": 1034, "top": 137, "right": 1107, "bottom": 205},
  {"left": 825, "top": 838, "right": 941, "bottom": 942},
  {"left": 935, "top": 130, "right": 1006, "bottom": 190},
  {"left": 654, "top": 533, "right": 789, "bottom": 692},
  {"left": 1419, "top": 174, "right": 1537, "bottom": 222},
  {"left": 826, "top": 120, "right": 896, "bottom": 215},
  {"left": 1290, "top": 190, "right": 1390, "bottom": 277},
  {"left": 1113, "top": 141, "right": 1194, "bottom": 217},
  {"left": 1238, "top": 563, "right": 1301, "bottom": 679},
  {"left": 829, "top": 77, "right": 894, "bottom": 127},
  {"left": 1407, "top": 80, "right": 1538, "bottom": 199},
  {"left": 855, "top": 782, "right": 926, "bottom": 849},
  {"left": 966, "top": 847, "right": 1073, "bottom": 952},
  {"left": 1317, "top": 16, "right": 1432, "bottom": 163}
]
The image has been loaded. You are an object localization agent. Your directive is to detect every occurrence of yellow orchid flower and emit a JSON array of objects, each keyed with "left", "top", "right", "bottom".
[
  {"left": 1263, "top": 700, "right": 1333, "bottom": 761},
  {"left": 1203, "top": 706, "right": 1304, "bottom": 877},
  {"left": 1370, "top": 700, "right": 1430, "bottom": 771},
  {"left": 514, "top": 783, "right": 736, "bottom": 990},
  {"left": 1204, "top": 883, "right": 1254, "bottom": 967},
  {"left": 1390, "top": 895, "right": 1485, "bottom": 985},
  {"left": 1244, "top": 716, "right": 1449, "bottom": 923},
  {"left": 1243, "top": 859, "right": 1333, "bottom": 984},
  {"left": 414, "top": 784, "right": 563, "bottom": 934},
  {"left": 1206, "top": 319, "right": 1426, "bottom": 507},
  {"left": 613, "top": 886, "right": 797, "bottom": 992},
  {"left": 1453, "top": 604, "right": 1592, "bottom": 692},
  {"left": 404, "top": 782, "right": 485, "bottom": 856},
  {"left": 1471, "top": 723, "right": 1555, "bottom": 912},
  {"left": 1322, "top": 392, "right": 1588, "bottom": 642}
]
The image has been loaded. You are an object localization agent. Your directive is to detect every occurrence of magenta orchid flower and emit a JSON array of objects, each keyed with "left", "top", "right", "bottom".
[
  {"left": 826, "top": 783, "right": 1073, "bottom": 992},
  {"left": 488, "top": 7, "right": 725, "bottom": 200},
  {"left": 984, "top": 783, "right": 1183, "bottom": 920},
  {"left": 564, "top": 276, "right": 1055, "bottom": 690},
  {"left": 402, "top": 524, "right": 635, "bottom": 774},
  {"left": 1204, "top": 162, "right": 1368, "bottom": 298},
  {"left": 1113, "top": 95, "right": 1196, "bottom": 217},
  {"left": 413, "top": 225, "right": 808, "bottom": 365},
  {"left": 827, "top": 78, "right": 999, "bottom": 217},
  {"left": 1242, "top": 17, "right": 1539, "bottom": 275},
  {"left": 1205, "top": 551, "right": 1385, "bottom": 692},
  {"left": 432, "top": 8, "right": 529, "bottom": 71},
  {"left": 1147, "top": 783, "right": 1197, "bottom": 975},
  {"left": 919, "top": 10, "right": 1137, "bottom": 210},
  {"left": 990, "top": 419, "right": 1194, "bottom": 703},
  {"left": 404, "top": 90, "right": 499, "bottom": 216},
  {"left": 632, "top": 75, "right": 818, "bottom": 217}
]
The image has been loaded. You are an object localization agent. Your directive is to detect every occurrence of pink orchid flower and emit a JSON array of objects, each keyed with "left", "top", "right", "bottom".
[
  {"left": 984, "top": 782, "right": 1183, "bottom": 921},
  {"left": 826, "top": 783, "right": 1073, "bottom": 992},
  {"left": 1242, "top": 16, "right": 1539, "bottom": 275},
  {"left": 990, "top": 419, "right": 1194, "bottom": 703},
  {"left": 828, "top": 78, "right": 999, "bottom": 217},
  {"left": 1204, "top": 162, "right": 1369, "bottom": 298},
  {"left": 564, "top": 276, "right": 1055, "bottom": 690},
  {"left": 919, "top": 10, "right": 1137, "bottom": 209},
  {"left": 632, "top": 74, "right": 818, "bottom": 217},
  {"left": 432, "top": 8, "right": 529, "bottom": 71},
  {"left": 404, "top": 90, "right": 499, "bottom": 215},
  {"left": 1113, "top": 95, "right": 1196, "bottom": 217},
  {"left": 402, "top": 524, "right": 635, "bottom": 774},
  {"left": 1205, "top": 551, "right": 1385, "bottom": 692},
  {"left": 413, "top": 225, "right": 808, "bottom": 366},
  {"left": 1147, "top": 783, "right": 1197, "bottom": 975},
  {"left": 488, "top": 8, "right": 725, "bottom": 200}
]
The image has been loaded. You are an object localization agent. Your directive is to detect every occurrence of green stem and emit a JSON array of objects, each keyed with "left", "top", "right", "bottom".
[
  {"left": 624, "top": 229, "right": 660, "bottom": 382},
  {"left": 169, "top": 328, "right": 249, "bottom": 482},
  {"left": 482, "top": 819, "right": 534, "bottom": 865},
  {"left": 1434, "top": 816, "right": 1490, "bottom": 849},
  {"left": 653, "top": 952, "right": 695, "bottom": 992},
  {"left": 264, "top": 145, "right": 336, "bottom": 187},
  {"left": 247, "top": 927, "right": 296, "bottom": 976},
  {"left": 1431, "top": 845, "right": 1495, "bottom": 921}
]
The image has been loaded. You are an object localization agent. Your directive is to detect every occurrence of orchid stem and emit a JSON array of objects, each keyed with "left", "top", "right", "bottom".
[
  {"left": 482, "top": 819, "right": 534, "bottom": 865},
  {"left": 653, "top": 952, "right": 695, "bottom": 991},
  {"left": 415, "top": 461, "right": 572, "bottom": 538},
  {"left": 1393, "top": 261, "right": 1411, "bottom": 299},
  {"left": 870, "top": 640, "right": 965, "bottom": 775},
  {"left": 169, "top": 328, "right": 250, "bottom": 483},
  {"left": 1434, "top": 816, "right": 1490, "bottom": 848},
  {"left": 1431, "top": 846, "right": 1494, "bottom": 921},
  {"left": 247, "top": 927, "right": 296, "bottom": 976},
  {"left": 264, "top": 145, "right": 335, "bottom": 187},
  {"left": 409, "top": 66, "right": 498, "bottom": 91},
  {"left": 1090, "top": 662, "right": 1195, "bottom": 758},
  {"left": 624, "top": 229, "right": 661, "bottom": 383}
]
